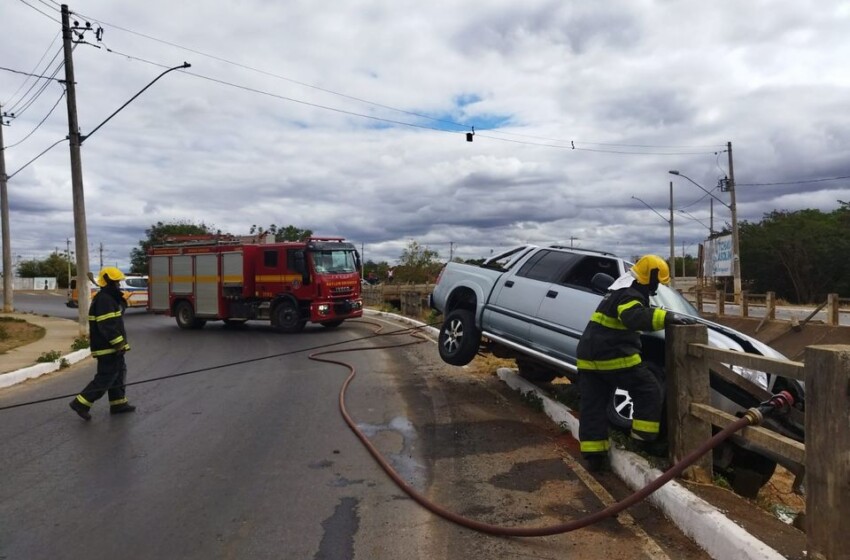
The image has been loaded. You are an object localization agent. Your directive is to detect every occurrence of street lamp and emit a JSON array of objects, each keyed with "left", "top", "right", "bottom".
[
  {"left": 631, "top": 181, "right": 675, "bottom": 287},
  {"left": 669, "top": 169, "right": 741, "bottom": 302}
]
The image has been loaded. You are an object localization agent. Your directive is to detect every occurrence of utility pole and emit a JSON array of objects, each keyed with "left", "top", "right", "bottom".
[
  {"left": 669, "top": 180, "right": 675, "bottom": 288},
  {"left": 62, "top": 4, "right": 92, "bottom": 334},
  {"left": 726, "top": 141, "right": 741, "bottom": 303},
  {"left": 0, "top": 106, "right": 13, "bottom": 312},
  {"left": 65, "top": 237, "right": 72, "bottom": 297},
  {"left": 98, "top": 242, "right": 103, "bottom": 268},
  {"left": 449, "top": 241, "right": 454, "bottom": 262}
]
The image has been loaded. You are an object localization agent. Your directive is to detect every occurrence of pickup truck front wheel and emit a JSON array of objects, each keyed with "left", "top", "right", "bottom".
[{"left": 438, "top": 309, "right": 481, "bottom": 366}]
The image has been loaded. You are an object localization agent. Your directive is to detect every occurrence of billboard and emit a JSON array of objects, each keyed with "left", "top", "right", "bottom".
[{"left": 704, "top": 235, "right": 733, "bottom": 277}]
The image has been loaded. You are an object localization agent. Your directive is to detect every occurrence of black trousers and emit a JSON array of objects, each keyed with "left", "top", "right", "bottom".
[
  {"left": 578, "top": 363, "right": 663, "bottom": 456},
  {"left": 79, "top": 353, "right": 127, "bottom": 405}
]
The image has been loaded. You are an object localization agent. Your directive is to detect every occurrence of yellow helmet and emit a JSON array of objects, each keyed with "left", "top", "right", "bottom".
[
  {"left": 630, "top": 255, "right": 670, "bottom": 285},
  {"left": 96, "top": 266, "right": 125, "bottom": 287}
]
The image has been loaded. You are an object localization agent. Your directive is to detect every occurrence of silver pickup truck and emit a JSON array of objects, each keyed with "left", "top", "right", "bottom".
[{"left": 430, "top": 244, "right": 805, "bottom": 496}]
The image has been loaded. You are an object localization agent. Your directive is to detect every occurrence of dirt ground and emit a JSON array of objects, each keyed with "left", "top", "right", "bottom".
[
  {"left": 0, "top": 317, "right": 45, "bottom": 354},
  {"left": 465, "top": 350, "right": 809, "bottom": 558}
]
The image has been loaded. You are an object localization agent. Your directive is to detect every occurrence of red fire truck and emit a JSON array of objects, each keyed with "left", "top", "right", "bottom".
[{"left": 148, "top": 235, "right": 363, "bottom": 332}]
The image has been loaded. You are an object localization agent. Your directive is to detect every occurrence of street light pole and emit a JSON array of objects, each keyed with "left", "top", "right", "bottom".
[
  {"left": 631, "top": 192, "right": 675, "bottom": 288},
  {"left": 669, "top": 181, "right": 675, "bottom": 287},
  {"left": 669, "top": 167, "right": 741, "bottom": 302}
]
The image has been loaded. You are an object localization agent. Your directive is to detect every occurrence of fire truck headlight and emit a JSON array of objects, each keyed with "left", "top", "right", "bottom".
[{"left": 318, "top": 304, "right": 330, "bottom": 316}]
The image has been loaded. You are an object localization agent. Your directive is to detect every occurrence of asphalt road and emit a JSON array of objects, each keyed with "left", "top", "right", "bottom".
[{"left": 0, "top": 294, "right": 708, "bottom": 560}]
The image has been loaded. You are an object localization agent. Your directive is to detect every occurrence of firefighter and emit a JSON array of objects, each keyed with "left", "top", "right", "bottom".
[
  {"left": 69, "top": 267, "right": 136, "bottom": 420},
  {"left": 576, "top": 255, "right": 695, "bottom": 472}
]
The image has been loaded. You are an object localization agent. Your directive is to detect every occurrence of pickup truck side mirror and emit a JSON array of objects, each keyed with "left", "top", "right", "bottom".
[{"left": 591, "top": 273, "right": 615, "bottom": 294}]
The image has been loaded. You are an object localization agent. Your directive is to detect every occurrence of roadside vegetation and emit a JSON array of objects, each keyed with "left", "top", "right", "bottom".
[{"left": 0, "top": 316, "right": 45, "bottom": 354}]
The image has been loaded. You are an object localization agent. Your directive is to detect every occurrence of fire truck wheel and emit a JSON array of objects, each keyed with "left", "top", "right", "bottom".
[
  {"left": 320, "top": 320, "right": 344, "bottom": 329},
  {"left": 273, "top": 298, "right": 306, "bottom": 334}
]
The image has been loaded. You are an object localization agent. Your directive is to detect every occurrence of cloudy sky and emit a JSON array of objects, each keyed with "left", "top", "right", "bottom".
[{"left": 2, "top": 0, "right": 849, "bottom": 272}]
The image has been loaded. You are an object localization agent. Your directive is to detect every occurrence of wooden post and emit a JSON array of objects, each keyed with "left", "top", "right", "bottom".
[
  {"left": 741, "top": 290, "right": 749, "bottom": 317},
  {"left": 766, "top": 291, "right": 776, "bottom": 320},
  {"left": 803, "top": 345, "right": 850, "bottom": 560},
  {"left": 716, "top": 290, "right": 725, "bottom": 316},
  {"left": 827, "top": 293, "right": 839, "bottom": 326},
  {"left": 696, "top": 289, "right": 703, "bottom": 313},
  {"left": 666, "top": 324, "right": 712, "bottom": 480}
]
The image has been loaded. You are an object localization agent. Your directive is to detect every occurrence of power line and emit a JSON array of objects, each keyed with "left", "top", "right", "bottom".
[
  {"left": 14, "top": 0, "right": 61, "bottom": 23},
  {"left": 0, "top": 65, "right": 64, "bottom": 83},
  {"left": 5, "top": 47, "right": 65, "bottom": 115},
  {"left": 2, "top": 31, "right": 61, "bottom": 106},
  {"left": 10, "top": 56, "right": 66, "bottom": 118},
  {"left": 738, "top": 175, "right": 850, "bottom": 186},
  {"left": 98, "top": 47, "right": 722, "bottom": 156},
  {"left": 5, "top": 88, "right": 66, "bottom": 149},
  {"left": 6, "top": 138, "right": 67, "bottom": 180},
  {"left": 76, "top": 8, "right": 725, "bottom": 154}
]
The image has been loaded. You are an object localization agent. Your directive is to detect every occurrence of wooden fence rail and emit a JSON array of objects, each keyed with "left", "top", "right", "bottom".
[
  {"left": 694, "top": 290, "right": 845, "bottom": 326},
  {"left": 667, "top": 324, "right": 849, "bottom": 560}
]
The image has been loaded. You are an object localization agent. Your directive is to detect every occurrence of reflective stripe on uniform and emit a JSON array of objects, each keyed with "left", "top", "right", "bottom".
[
  {"left": 617, "top": 299, "right": 641, "bottom": 319},
  {"left": 577, "top": 353, "right": 642, "bottom": 371},
  {"left": 651, "top": 309, "right": 667, "bottom": 331},
  {"left": 88, "top": 311, "right": 122, "bottom": 322},
  {"left": 589, "top": 311, "right": 627, "bottom": 330},
  {"left": 108, "top": 335, "right": 125, "bottom": 346},
  {"left": 580, "top": 439, "right": 611, "bottom": 453},
  {"left": 632, "top": 418, "right": 660, "bottom": 434},
  {"left": 109, "top": 397, "right": 128, "bottom": 405},
  {"left": 75, "top": 394, "right": 93, "bottom": 407},
  {"left": 91, "top": 348, "right": 118, "bottom": 357}
]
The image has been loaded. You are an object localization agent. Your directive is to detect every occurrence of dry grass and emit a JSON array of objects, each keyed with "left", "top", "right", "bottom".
[{"left": 0, "top": 317, "right": 45, "bottom": 354}]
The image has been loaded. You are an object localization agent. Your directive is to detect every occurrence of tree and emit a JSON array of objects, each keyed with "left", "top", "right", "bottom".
[
  {"left": 249, "top": 224, "right": 313, "bottom": 242},
  {"left": 17, "top": 252, "right": 76, "bottom": 287},
  {"left": 395, "top": 240, "right": 442, "bottom": 283},
  {"left": 740, "top": 206, "right": 850, "bottom": 303},
  {"left": 130, "top": 220, "right": 214, "bottom": 274}
]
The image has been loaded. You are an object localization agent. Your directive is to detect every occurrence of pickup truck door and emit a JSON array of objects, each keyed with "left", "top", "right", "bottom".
[
  {"left": 531, "top": 255, "right": 623, "bottom": 363},
  {"left": 482, "top": 250, "right": 576, "bottom": 345}
]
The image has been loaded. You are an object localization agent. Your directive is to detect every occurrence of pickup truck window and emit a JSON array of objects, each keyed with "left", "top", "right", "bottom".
[
  {"left": 558, "top": 256, "right": 620, "bottom": 290},
  {"left": 516, "top": 250, "right": 581, "bottom": 283}
]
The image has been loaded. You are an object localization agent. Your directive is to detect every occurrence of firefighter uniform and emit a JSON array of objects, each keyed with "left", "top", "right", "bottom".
[
  {"left": 576, "top": 279, "right": 668, "bottom": 460},
  {"left": 70, "top": 267, "right": 134, "bottom": 420}
]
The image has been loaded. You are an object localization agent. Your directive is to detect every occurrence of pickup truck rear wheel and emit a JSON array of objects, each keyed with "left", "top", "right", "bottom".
[
  {"left": 516, "top": 356, "right": 558, "bottom": 383},
  {"left": 438, "top": 309, "right": 480, "bottom": 366}
]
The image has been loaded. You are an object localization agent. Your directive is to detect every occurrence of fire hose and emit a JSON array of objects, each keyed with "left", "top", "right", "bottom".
[{"left": 316, "top": 319, "right": 797, "bottom": 537}]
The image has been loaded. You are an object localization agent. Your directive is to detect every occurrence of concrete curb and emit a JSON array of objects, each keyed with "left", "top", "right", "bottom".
[
  {"left": 0, "top": 348, "right": 91, "bottom": 390},
  {"left": 497, "top": 369, "right": 786, "bottom": 560}
]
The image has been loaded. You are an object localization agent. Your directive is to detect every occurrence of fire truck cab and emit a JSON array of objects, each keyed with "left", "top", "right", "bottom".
[{"left": 148, "top": 235, "right": 363, "bottom": 332}]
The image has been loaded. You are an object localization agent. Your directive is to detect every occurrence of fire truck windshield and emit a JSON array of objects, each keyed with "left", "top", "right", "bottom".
[{"left": 312, "top": 250, "right": 357, "bottom": 274}]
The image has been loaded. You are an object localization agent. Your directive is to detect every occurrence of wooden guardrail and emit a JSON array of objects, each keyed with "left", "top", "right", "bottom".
[
  {"left": 667, "top": 325, "right": 849, "bottom": 560},
  {"left": 694, "top": 290, "right": 846, "bottom": 326},
  {"left": 361, "top": 283, "right": 435, "bottom": 317}
]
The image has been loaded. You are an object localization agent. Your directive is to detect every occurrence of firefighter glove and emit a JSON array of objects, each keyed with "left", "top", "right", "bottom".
[{"left": 665, "top": 312, "right": 697, "bottom": 326}]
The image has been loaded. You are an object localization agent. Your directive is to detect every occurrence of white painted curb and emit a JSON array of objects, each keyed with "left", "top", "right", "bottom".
[
  {"left": 497, "top": 368, "right": 786, "bottom": 560},
  {"left": 0, "top": 348, "right": 91, "bottom": 390}
]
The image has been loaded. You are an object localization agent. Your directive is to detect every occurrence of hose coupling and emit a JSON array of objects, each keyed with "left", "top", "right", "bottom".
[
  {"left": 743, "top": 407, "right": 763, "bottom": 426},
  {"left": 757, "top": 390, "right": 795, "bottom": 417}
]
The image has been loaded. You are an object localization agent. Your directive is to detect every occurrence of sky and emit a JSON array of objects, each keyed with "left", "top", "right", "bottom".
[{"left": 2, "top": 0, "right": 849, "bottom": 273}]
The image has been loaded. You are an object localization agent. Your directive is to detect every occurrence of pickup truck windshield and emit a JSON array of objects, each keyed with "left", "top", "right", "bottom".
[
  {"left": 312, "top": 250, "right": 357, "bottom": 274},
  {"left": 651, "top": 284, "right": 699, "bottom": 316}
]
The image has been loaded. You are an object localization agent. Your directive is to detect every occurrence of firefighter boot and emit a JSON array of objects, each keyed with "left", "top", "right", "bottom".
[
  {"left": 69, "top": 398, "right": 92, "bottom": 421},
  {"left": 584, "top": 453, "right": 610, "bottom": 473},
  {"left": 110, "top": 403, "right": 137, "bottom": 415}
]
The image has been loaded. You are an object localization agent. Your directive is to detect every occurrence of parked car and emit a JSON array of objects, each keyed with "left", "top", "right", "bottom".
[
  {"left": 66, "top": 274, "right": 149, "bottom": 309},
  {"left": 430, "top": 244, "right": 805, "bottom": 496}
]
